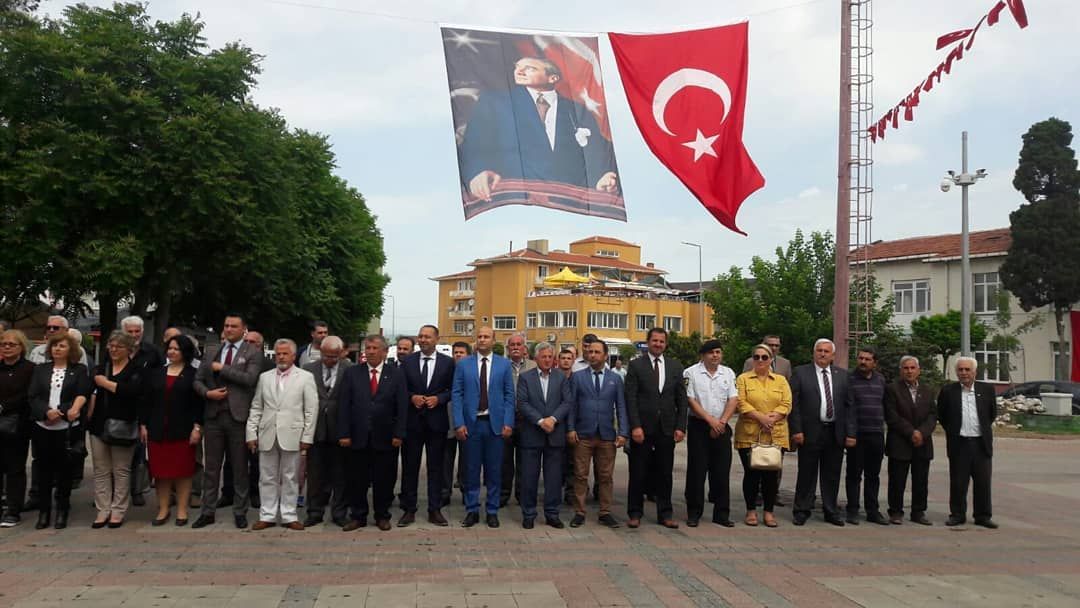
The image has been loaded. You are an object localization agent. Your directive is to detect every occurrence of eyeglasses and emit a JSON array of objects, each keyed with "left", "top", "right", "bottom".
[
  {"left": 752, "top": 354, "right": 771, "bottom": 361},
  {"left": 0, "top": 342, "right": 19, "bottom": 348},
  {"left": 46, "top": 325, "right": 65, "bottom": 331}
]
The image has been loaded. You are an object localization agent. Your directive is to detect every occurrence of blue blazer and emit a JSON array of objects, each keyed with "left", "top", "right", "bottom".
[
  {"left": 516, "top": 368, "right": 571, "bottom": 448},
  {"left": 402, "top": 351, "right": 455, "bottom": 434},
  {"left": 452, "top": 353, "right": 515, "bottom": 435},
  {"left": 566, "top": 368, "right": 628, "bottom": 441},
  {"left": 337, "top": 364, "right": 408, "bottom": 450}
]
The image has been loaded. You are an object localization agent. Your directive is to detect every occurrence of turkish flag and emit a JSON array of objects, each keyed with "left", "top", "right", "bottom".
[{"left": 609, "top": 23, "right": 764, "bottom": 234}]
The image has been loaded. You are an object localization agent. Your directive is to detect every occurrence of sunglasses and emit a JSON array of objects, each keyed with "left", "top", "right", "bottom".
[
  {"left": 752, "top": 354, "right": 771, "bottom": 361},
  {"left": 46, "top": 325, "right": 65, "bottom": 331}
]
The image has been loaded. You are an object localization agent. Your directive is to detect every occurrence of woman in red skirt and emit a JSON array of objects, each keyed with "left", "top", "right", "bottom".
[{"left": 140, "top": 335, "right": 203, "bottom": 526}]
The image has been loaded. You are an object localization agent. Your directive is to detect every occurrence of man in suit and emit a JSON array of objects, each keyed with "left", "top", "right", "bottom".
[
  {"left": 624, "top": 327, "right": 688, "bottom": 529},
  {"left": 399, "top": 324, "right": 455, "bottom": 527},
  {"left": 884, "top": 355, "right": 936, "bottom": 525},
  {"left": 441, "top": 341, "right": 471, "bottom": 507},
  {"left": 302, "top": 336, "right": 352, "bottom": 527},
  {"left": 789, "top": 338, "right": 857, "bottom": 526},
  {"left": 844, "top": 347, "right": 889, "bottom": 525},
  {"left": 938, "top": 356, "right": 998, "bottom": 528},
  {"left": 566, "top": 339, "right": 627, "bottom": 528},
  {"left": 683, "top": 339, "right": 739, "bottom": 528},
  {"left": 516, "top": 342, "right": 571, "bottom": 529},
  {"left": 246, "top": 339, "right": 317, "bottom": 530},
  {"left": 501, "top": 332, "right": 536, "bottom": 507},
  {"left": 452, "top": 326, "right": 514, "bottom": 528},
  {"left": 296, "top": 320, "right": 328, "bottom": 368},
  {"left": 460, "top": 57, "right": 618, "bottom": 200},
  {"left": 742, "top": 334, "right": 792, "bottom": 379},
  {"left": 192, "top": 313, "right": 263, "bottom": 529},
  {"left": 217, "top": 331, "right": 269, "bottom": 511},
  {"left": 338, "top": 335, "right": 408, "bottom": 532}
]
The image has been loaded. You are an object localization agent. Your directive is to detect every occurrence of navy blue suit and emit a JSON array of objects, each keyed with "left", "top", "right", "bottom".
[
  {"left": 400, "top": 351, "right": 455, "bottom": 514},
  {"left": 337, "top": 363, "right": 407, "bottom": 522},
  {"left": 460, "top": 85, "right": 617, "bottom": 190},
  {"left": 452, "top": 353, "right": 514, "bottom": 515},
  {"left": 516, "top": 368, "right": 571, "bottom": 520}
]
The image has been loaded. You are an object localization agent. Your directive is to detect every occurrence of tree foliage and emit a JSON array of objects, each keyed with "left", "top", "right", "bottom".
[
  {"left": 1013, "top": 117, "right": 1080, "bottom": 203},
  {"left": 909, "top": 310, "right": 988, "bottom": 365},
  {"left": 0, "top": 3, "right": 387, "bottom": 340},
  {"left": 664, "top": 331, "right": 705, "bottom": 368}
]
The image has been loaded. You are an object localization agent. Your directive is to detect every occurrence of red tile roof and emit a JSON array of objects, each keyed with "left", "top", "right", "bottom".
[
  {"left": 569, "top": 235, "right": 640, "bottom": 248},
  {"left": 472, "top": 248, "right": 664, "bottom": 274},
  {"left": 851, "top": 228, "right": 1011, "bottom": 262},
  {"left": 430, "top": 269, "right": 476, "bottom": 281}
]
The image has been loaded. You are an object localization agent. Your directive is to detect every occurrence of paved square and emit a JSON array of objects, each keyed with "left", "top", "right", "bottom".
[{"left": 2, "top": 436, "right": 1079, "bottom": 606}]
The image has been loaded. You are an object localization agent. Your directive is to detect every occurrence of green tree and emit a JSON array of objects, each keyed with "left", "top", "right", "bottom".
[
  {"left": 1000, "top": 118, "right": 1080, "bottom": 381},
  {"left": 909, "top": 310, "right": 988, "bottom": 367},
  {"left": 983, "top": 290, "right": 1042, "bottom": 382},
  {"left": 665, "top": 331, "right": 704, "bottom": 368}
]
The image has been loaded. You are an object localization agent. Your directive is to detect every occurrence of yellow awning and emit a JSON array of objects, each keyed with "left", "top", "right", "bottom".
[{"left": 542, "top": 267, "right": 591, "bottom": 286}]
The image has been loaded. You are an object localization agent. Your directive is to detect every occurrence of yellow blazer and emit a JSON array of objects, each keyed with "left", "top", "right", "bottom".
[{"left": 734, "top": 371, "right": 791, "bottom": 449}]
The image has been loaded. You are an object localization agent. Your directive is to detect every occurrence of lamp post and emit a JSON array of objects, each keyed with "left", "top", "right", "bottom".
[
  {"left": 941, "top": 131, "right": 987, "bottom": 357},
  {"left": 681, "top": 241, "right": 705, "bottom": 336}
]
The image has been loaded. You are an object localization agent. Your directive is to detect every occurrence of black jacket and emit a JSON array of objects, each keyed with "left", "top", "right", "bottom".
[
  {"left": 28, "top": 362, "right": 91, "bottom": 424},
  {"left": 0, "top": 358, "right": 35, "bottom": 420},
  {"left": 883, "top": 379, "right": 936, "bottom": 461},
  {"left": 337, "top": 363, "right": 408, "bottom": 450},
  {"left": 624, "top": 354, "right": 688, "bottom": 437},
  {"left": 88, "top": 361, "right": 145, "bottom": 436},
  {"left": 788, "top": 363, "right": 857, "bottom": 445},
  {"left": 402, "top": 351, "right": 455, "bottom": 434},
  {"left": 142, "top": 365, "right": 204, "bottom": 442},
  {"left": 937, "top": 381, "right": 997, "bottom": 457}
]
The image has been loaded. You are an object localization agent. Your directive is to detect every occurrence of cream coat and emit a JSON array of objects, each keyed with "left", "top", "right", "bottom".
[{"left": 246, "top": 366, "right": 318, "bottom": 452}]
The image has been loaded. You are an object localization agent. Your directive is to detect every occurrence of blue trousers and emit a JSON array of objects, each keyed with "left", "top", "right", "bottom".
[{"left": 464, "top": 421, "right": 503, "bottom": 514}]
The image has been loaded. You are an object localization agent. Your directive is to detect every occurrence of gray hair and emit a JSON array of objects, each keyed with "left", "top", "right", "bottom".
[
  {"left": 955, "top": 356, "right": 978, "bottom": 371},
  {"left": 899, "top": 355, "right": 920, "bottom": 368},
  {"left": 321, "top": 335, "right": 344, "bottom": 351},
  {"left": 120, "top": 315, "right": 144, "bottom": 329},
  {"left": 505, "top": 332, "right": 527, "bottom": 346},
  {"left": 364, "top": 334, "right": 388, "bottom": 349},
  {"left": 68, "top": 328, "right": 84, "bottom": 343},
  {"left": 47, "top": 315, "right": 69, "bottom": 328},
  {"left": 813, "top": 338, "right": 835, "bottom": 350},
  {"left": 273, "top": 338, "right": 297, "bottom": 354},
  {"left": 106, "top": 329, "right": 136, "bottom": 351},
  {"left": 533, "top": 341, "right": 554, "bottom": 357}
]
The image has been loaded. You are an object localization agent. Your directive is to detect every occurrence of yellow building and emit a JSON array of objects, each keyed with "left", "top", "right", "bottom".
[{"left": 432, "top": 236, "right": 714, "bottom": 352}]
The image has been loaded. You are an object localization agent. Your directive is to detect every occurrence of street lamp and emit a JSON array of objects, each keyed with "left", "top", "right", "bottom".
[
  {"left": 941, "top": 131, "right": 987, "bottom": 357},
  {"left": 681, "top": 241, "right": 705, "bottom": 336}
]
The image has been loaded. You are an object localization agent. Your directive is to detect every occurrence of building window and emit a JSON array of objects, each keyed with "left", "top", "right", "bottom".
[
  {"left": 635, "top": 314, "right": 656, "bottom": 331},
  {"left": 537, "top": 265, "right": 549, "bottom": 279},
  {"left": 453, "top": 321, "right": 474, "bottom": 335},
  {"left": 560, "top": 311, "right": 578, "bottom": 328},
  {"left": 974, "top": 342, "right": 1010, "bottom": 382},
  {"left": 973, "top": 272, "right": 999, "bottom": 314},
  {"left": 539, "top": 311, "right": 558, "bottom": 327},
  {"left": 457, "top": 278, "right": 475, "bottom": 291},
  {"left": 1052, "top": 341, "right": 1071, "bottom": 380},
  {"left": 451, "top": 301, "right": 473, "bottom": 314},
  {"left": 526, "top": 313, "right": 537, "bottom": 329},
  {"left": 493, "top": 316, "right": 516, "bottom": 330},
  {"left": 588, "top": 312, "right": 627, "bottom": 330},
  {"left": 595, "top": 249, "right": 619, "bottom": 258},
  {"left": 663, "top": 316, "right": 683, "bottom": 333},
  {"left": 893, "top": 280, "right": 930, "bottom": 314}
]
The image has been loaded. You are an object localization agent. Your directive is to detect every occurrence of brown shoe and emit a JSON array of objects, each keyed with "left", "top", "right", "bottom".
[
  {"left": 763, "top": 512, "right": 778, "bottom": 528},
  {"left": 627, "top": 517, "right": 641, "bottom": 529},
  {"left": 376, "top": 519, "right": 392, "bottom": 531},
  {"left": 285, "top": 521, "right": 304, "bottom": 531},
  {"left": 744, "top": 512, "right": 759, "bottom": 527},
  {"left": 342, "top": 519, "right": 366, "bottom": 532},
  {"left": 428, "top": 510, "right": 449, "bottom": 527},
  {"left": 251, "top": 520, "right": 275, "bottom": 531},
  {"left": 397, "top": 512, "right": 415, "bottom": 527},
  {"left": 660, "top": 519, "right": 679, "bottom": 529}
]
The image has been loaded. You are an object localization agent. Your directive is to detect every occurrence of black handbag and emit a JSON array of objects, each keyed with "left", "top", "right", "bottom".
[
  {"left": 65, "top": 425, "right": 87, "bottom": 460},
  {"left": 102, "top": 418, "right": 139, "bottom": 446}
]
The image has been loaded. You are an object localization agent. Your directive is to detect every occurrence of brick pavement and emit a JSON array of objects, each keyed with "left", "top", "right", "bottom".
[{"left": 2, "top": 436, "right": 1079, "bottom": 607}]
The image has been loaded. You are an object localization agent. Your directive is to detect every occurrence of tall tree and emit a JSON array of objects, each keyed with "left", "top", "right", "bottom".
[
  {"left": 1000, "top": 118, "right": 1080, "bottom": 380},
  {"left": 909, "top": 310, "right": 988, "bottom": 370}
]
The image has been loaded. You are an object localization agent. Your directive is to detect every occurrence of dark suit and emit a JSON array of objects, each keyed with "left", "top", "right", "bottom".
[
  {"left": 937, "top": 381, "right": 996, "bottom": 522},
  {"left": 193, "top": 340, "right": 263, "bottom": 517},
  {"left": 303, "top": 359, "right": 352, "bottom": 523},
  {"left": 516, "top": 368, "right": 570, "bottom": 520},
  {"left": 459, "top": 85, "right": 617, "bottom": 191},
  {"left": 624, "top": 354, "right": 688, "bottom": 522},
  {"left": 788, "top": 363, "right": 857, "bottom": 520},
  {"left": 400, "top": 351, "right": 454, "bottom": 514},
  {"left": 884, "top": 379, "right": 936, "bottom": 519},
  {"left": 338, "top": 363, "right": 408, "bottom": 523}
]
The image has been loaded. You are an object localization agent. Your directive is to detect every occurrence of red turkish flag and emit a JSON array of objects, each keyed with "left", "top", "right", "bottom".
[{"left": 609, "top": 23, "right": 764, "bottom": 234}]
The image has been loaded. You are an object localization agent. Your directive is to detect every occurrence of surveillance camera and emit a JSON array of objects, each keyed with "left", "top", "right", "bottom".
[
  {"left": 947, "top": 170, "right": 956, "bottom": 177},
  {"left": 940, "top": 179, "right": 952, "bottom": 193},
  {"left": 976, "top": 168, "right": 987, "bottom": 178}
]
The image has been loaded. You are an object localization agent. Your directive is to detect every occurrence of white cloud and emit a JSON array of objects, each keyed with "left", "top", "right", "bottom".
[
  {"left": 875, "top": 142, "right": 925, "bottom": 166},
  {"left": 798, "top": 186, "right": 823, "bottom": 199}
]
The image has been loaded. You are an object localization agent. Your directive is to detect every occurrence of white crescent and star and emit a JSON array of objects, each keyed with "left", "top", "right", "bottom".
[{"left": 651, "top": 68, "right": 733, "bottom": 162}]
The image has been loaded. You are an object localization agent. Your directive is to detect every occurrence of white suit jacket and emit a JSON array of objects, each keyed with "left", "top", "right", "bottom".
[{"left": 246, "top": 366, "right": 318, "bottom": 452}]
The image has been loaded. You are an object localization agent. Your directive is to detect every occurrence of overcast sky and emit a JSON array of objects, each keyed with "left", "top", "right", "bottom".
[{"left": 40, "top": 0, "right": 1079, "bottom": 336}]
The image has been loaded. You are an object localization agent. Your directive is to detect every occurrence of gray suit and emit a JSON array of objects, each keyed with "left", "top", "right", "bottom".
[
  {"left": 516, "top": 368, "right": 571, "bottom": 520},
  {"left": 195, "top": 340, "right": 263, "bottom": 517},
  {"left": 303, "top": 359, "right": 352, "bottom": 523}
]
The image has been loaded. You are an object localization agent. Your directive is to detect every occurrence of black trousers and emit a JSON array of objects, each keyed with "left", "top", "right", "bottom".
[
  {"left": 627, "top": 432, "right": 675, "bottom": 521},
  {"left": 887, "top": 457, "right": 930, "bottom": 518},
  {"left": 31, "top": 425, "right": 73, "bottom": 512},
  {"left": 500, "top": 432, "right": 521, "bottom": 502},
  {"left": 27, "top": 435, "right": 84, "bottom": 503},
  {"left": 441, "top": 436, "right": 465, "bottom": 503},
  {"left": 346, "top": 445, "right": 398, "bottom": 522},
  {"left": 306, "top": 441, "right": 348, "bottom": 522},
  {"left": 948, "top": 437, "right": 992, "bottom": 521},
  {"left": 684, "top": 417, "right": 731, "bottom": 520},
  {"left": 1, "top": 423, "right": 30, "bottom": 514},
  {"left": 845, "top": 431, "right": 885, "bottom": 517},
  {"left": 738, "top": 447, "right": 779, "bottom": 511},
  {"left": 519, "top": 444, "right": 563, "bottom": 520},
  {"left": 401, "top": 426, "right": 447, "bottom": 513},
  {"left": 794, "top": 425, "right": 844, "bottom": 518},
  {"left": 220, "top": 443, "right": 259, "bottom": 501}
]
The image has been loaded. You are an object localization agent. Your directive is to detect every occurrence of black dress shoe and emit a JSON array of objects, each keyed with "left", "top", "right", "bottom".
[
  {"left": 191, "top": 515, "right": 215, "bottom": 529},
  {"left": 234, "top": 514, "right": 248, "bottom": 529},
  {"left": 793, "top": 513, "right": 808, "bottom": 526},
  {"left": 153, "top": 513, "right": 170, "bottom": 526},
  {"left": 824, "top": 515, "right": 845, "bottom": 526},
  {"left": 175, "top": 518, "right": 188, "bottom": 526},
  {"left": 598, "top": 514, "right": 620, "bottom": 528},
  {"left": 35, "top": 511, "right": 50, "bottom": 529},
  {"left": 92, "top": 519, "right": 108, "bottom": 529},
  {"left": 342, "top": 519, "right": 366, "bottom": 531},
  {"left": 522, "top": 518, "right": 535, "bottom": 529},
  {"left": 376, "top": 519, "right": 391, "bottom": 531},
  {"left": 545, "top": 517, "right": 564, "bottom": 529},
  {"left": 569, "top": 513, "right": 585, "bottom": 528},
  {"left": 461, "top": 512, "right": 480, "bottom": 528},
  {"left": 712, "top": 518, "right": 735, "bottom": 528},
  {"left": 215, "top": 496, "right": 234, "bottom": 509},
  {"left": 945, "top": 515, "right": 966, "bottom": 526},
  {"left": 845, "top": 515, "right": 860, "bottom": 525},
  {"left": 107, "top": 519, "right": 123, "bottom": 529},
  {"left": 686, "top": 517, "right": 700, "bottom": 528},
  {"left": 867, "top": 513, "right": 889, "bottom": 526},
  {"left": 397, "top": 512, "right": 415, "bottom": 527},
  {"left": 486, "top": 514, "right": 500, "bottom": 528},
  {"left": 428, "top": 510, "right": 449, "bottom": 527},
  {"left": 131, "top": 493, "right": 146, "bottom": 507},
  {"left": 54, "top": 510, "right": 69, "bottom": 529},
  {"left": 303, "top": 516, "right": 323, "bottom": 528},
  {"left": 332, "top": 517, "right": 349, "bottom": 528},
  {"left": 974, "top": 518, "right": 998, "bottom": 529},
  {"left": 910, "top": 514, "right": 932, "bottom": 526}
]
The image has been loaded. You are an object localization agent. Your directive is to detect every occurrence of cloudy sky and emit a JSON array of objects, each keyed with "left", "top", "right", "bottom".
[{"left": 41, "top": 0, "right": 1079, "bottom": 336}]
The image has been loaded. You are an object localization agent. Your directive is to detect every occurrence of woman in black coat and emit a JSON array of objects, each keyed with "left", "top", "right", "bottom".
[
  {"left": 28, "top": 332, "right": 91, "bottom": 529},
  {"left": 140, "top": 335, "right": 203, "bottom": 526},
  {"left": 0, "top": 329, "right": 36, "bottom": 527}
]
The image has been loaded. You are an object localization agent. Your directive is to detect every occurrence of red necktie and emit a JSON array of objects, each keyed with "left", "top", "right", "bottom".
[
  {"left": 370, "top": 367, "right": 379, "bottom": 395},
  {"left": 224, "top": 344, "right": 234, "bottom": 366}
]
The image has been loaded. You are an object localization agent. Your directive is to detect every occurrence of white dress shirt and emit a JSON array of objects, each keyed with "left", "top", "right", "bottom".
[
  {"left": 219, "top": 339, "right": 243, "bottom": 364},
  {"left": 368, "top": 361, "right": 385, "bottom": 384},
  {"left": 526, "top": 87, "right": 558, "bottom": 149},
  {"left": 684, "top": 363, "right": 738, "bottom": 419},
  {"left": 650, "top": 354, "right": 666, "bottom": 393},
  {"left": 815, "top": 364, "right": 835, "bottom": 422},
  {"left": 959, "top": 383, "right": 982, "bottom": 437},
  {"left": 419, "top": 352, "right": 435, "bottom": 389}
]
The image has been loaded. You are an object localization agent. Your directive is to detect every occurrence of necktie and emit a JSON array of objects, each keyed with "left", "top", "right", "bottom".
[
  {"left": 224, "top": 344, "right": 234, "bottom": 366},
  {"left": 324, "top": 366, "right": 333, "bottom": 389},
  {"left": 653, "top": 357, "right": 661, "bottom": 392},
  {"left": 421, "top": 357, "right": 431, "bottom": 390},
  {"left": 594, "top": 371, "right": 602, "bottom": 393},
  {"left": 536, "top": 93, "right": 550, "bottom": 121},
  {"left": 370, "top": 367, "right": 379, "bottom": 395},
  {"left": 478, "top": 357, "right": 489, "bottom": 413},
  {"left": 822, "top": 369, "right": 834, "bottom": 420}
]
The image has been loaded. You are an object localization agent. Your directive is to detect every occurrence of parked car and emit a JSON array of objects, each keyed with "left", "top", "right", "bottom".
[{"left": 999, "top": 381, "right": 1080, "bottom": 415}]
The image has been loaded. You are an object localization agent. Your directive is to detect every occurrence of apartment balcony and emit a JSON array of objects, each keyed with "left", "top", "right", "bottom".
[
  {"left": 448, "top": 310, "right": 475, "bottom": 319},
  {"left": 449, "top": 289, "right": 475, "bottom": 298}
]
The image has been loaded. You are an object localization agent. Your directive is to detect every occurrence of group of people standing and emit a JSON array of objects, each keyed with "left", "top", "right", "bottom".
[{"left": 0, "top": 315, "right": 998, "bottom": 533}]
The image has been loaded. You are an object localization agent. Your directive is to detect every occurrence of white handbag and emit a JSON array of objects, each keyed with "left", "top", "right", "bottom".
[{"left": 750, "top": 430, "right": 783, "bottom": 471}]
